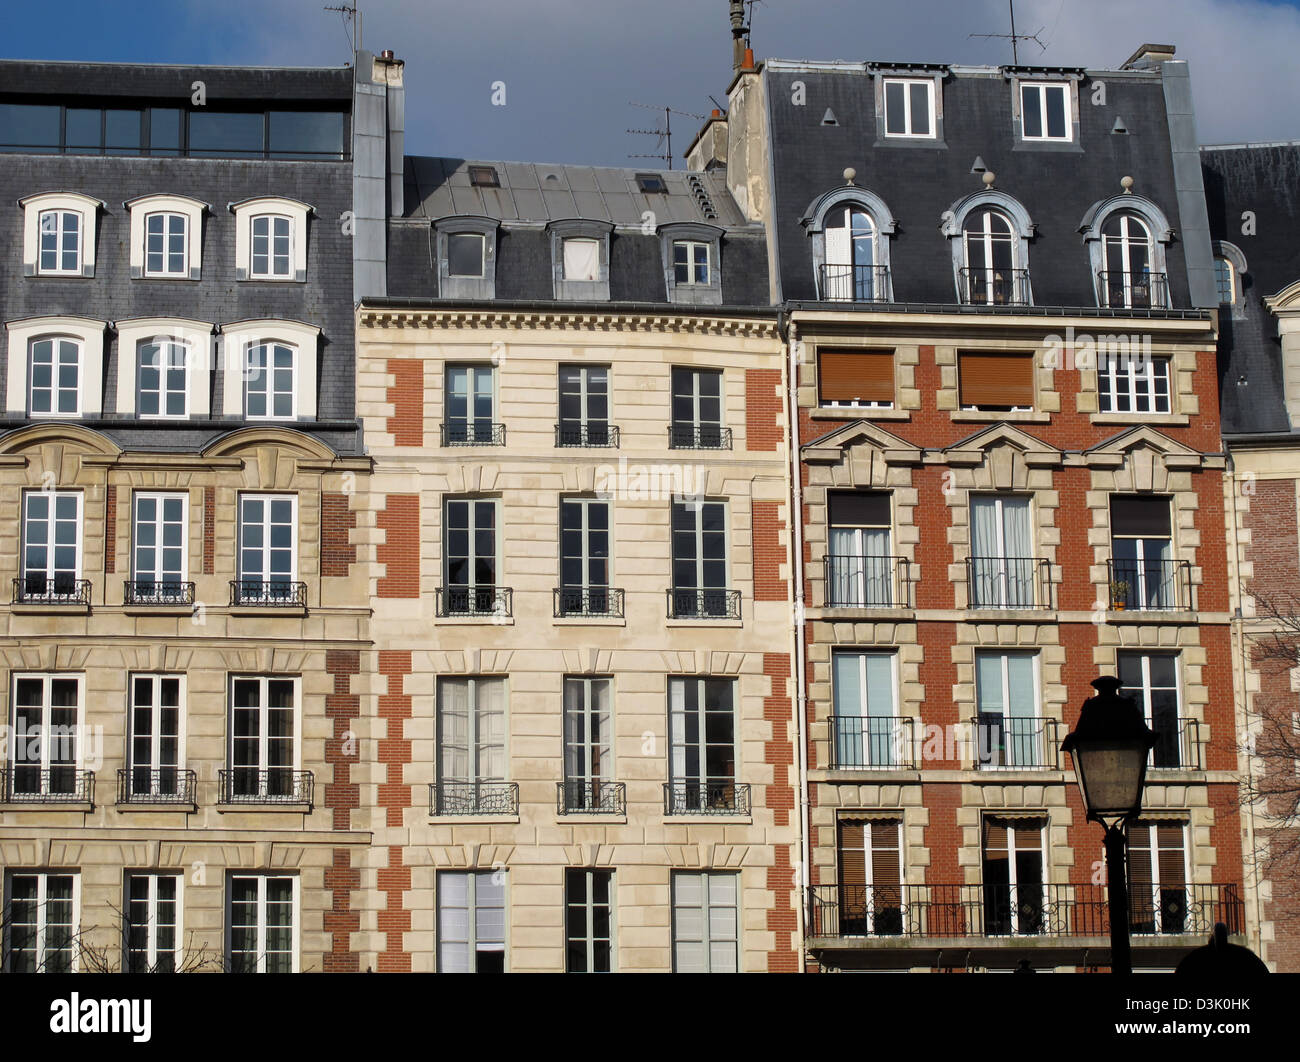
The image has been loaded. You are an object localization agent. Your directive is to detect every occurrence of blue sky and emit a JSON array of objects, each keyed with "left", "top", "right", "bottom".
[{"left": 7, "top": 0, "right": 1300, "bottom": 166}]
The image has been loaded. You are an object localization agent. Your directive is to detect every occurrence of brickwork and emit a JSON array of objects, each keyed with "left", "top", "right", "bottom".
[
  {"left": 745, "top": 368, "right": 783, "bottom": 452},
  {"left": 321, "top": 491, "right": 357, "bottom": 577},
  {"left": 376, "top": 494, "right": 420, "bottom": 598},
  {"left": 387, "top": 359, "right": 424, "bottom": 447}
]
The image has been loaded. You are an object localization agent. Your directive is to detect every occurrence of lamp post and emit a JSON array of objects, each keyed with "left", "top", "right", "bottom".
[{"left": 1060, "top": 676, "right": 1154, "bottom": 975}]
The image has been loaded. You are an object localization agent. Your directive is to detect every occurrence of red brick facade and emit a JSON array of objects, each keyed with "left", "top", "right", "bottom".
[
  {"left": 376, "top": 650, "right": 414, "bottom": 971},
  {"left": 323, "top": 650, "right": 361, "bottom": 972},
  {"left": 104, "top": 483, "right": 116, "bottom": 574},
  {"left": 752, "top": 500, "right": 787, "bottom": 602},
  {"left": 387, "top": 359, "right": 424, "bottom": 447},
  {"left": 321, "top": 491, "right": 357, "bottom": 577},
  {"left": 203, "top": 486, "right": 215, "bottom": 575},
  {"left": 377, "top": 494, "right": 420, "bottom": 598},
  {"left": 745, "top": 368, "right": 783, "bottom": 452}
]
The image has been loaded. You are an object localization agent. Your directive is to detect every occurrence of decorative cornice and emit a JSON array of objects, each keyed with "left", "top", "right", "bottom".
[{"left": 358, "top": 307, "right": 780, "bottom": 339}]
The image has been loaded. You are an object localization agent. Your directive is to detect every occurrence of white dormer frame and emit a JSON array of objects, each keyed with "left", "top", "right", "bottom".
[
  {"left": 125, "top": 194, "right": 208, "bottom": 280},
  {"left": 113, "top": 317, "right": 214, "bottom": 418},
  {"left": 220, "top": 319, "right": 320, "bottom": 420},
  {"left": 229, "top": 197, "right": 313, "bottom": 282},
  {"left": 4, "top": 316, "right": 107, "bottom": 416},
  {"left": 19, "top": 192, "right": 104, "bottom": 278}
]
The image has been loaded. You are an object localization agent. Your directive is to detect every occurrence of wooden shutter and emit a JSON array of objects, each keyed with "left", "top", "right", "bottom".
[
  {"left": 871, "top": 821, "right": 902, "bottom": 907},
  {"left": 1110, "top": 495, "right": 1172, "bottom": 536},
  {"left": 958, "top": 353, "right": 1034, "bottom": 409},
  {"left": 838, "top": 820, "right": 868, "bottom": 889},
  {"left": 819, "top": 350, "right": 894, "bottom": 404},
  {"left": 1157, "top": 824, "right": 1186, "bottom": 885}
]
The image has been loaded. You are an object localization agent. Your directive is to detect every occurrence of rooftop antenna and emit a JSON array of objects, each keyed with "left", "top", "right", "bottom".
[
  {"left": 970, "top": 0, "right": 1045, "bottom": 65},
  {"left": 324, "top": 0, "right": 362, "bottom": 55},
  {"left": 627, "top": 102, "right": 706, "bottom": 169}
]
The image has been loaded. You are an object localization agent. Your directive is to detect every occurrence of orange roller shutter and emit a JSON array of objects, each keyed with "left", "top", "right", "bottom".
[
  {"left": 819, "top": 350, "right": 894, "bottom": 404},
  {"left": 958, "top": 352, "right": 1035, "bottom": 409}
]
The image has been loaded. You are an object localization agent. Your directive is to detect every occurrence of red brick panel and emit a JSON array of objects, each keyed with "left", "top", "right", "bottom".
[
  {"left": 761, "top": 653, "right": 798, "bottom": 972},
  {"left": 377, "top": 651, "right": 414, "bottom": 972},
  {"left": 1244, "top": 479, "right": 1300, "bottom": 603},
  {"left": 104, "top": 484, "right": 117, "bottom": 575},
  {"left": 203, "top": 486, "right": 215, "bottom": 575},
  {"left": 745, "top": 368, "right": 783, "bottom": 452},
  {"left": 377, "top": 494, "right": 420, "bottom": 598},
  {"left": 387, "top": 359, "right": 424, "bottom": 447},
  {"left": 322, "top": 649, "right": 361, "bottom": 972},
  {"left": 320, "top": 492, "right": 357, "bottom": 577},
  {"left": 751, "top": 500, "right": 787, "bottom": 602}
]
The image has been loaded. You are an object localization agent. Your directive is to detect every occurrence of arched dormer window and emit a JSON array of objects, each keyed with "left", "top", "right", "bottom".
[
  {"left": 941, "top": 190, "right": 1034, "bottom": 306},
  {"left": 1213, "top": 239, "right": 1248, "bottom": 319},
  {"left": 1079, "top": 195, "right": 1173, "bottom": 309},
  {"left": 802, "top": 186, "right": 897, "bottom": 303}
]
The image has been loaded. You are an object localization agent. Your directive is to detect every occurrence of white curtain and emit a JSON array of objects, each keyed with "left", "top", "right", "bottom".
[
  {"left": 824, "top": 214, "right": 851, "bottom": 300},
  {"left": 439, "top": 680, "right": 469, "bottom": 784},
  {"left": 668, "top": 679, "right": 687, "bottom": 782},
  {"left": 563, "top": 238, "right": 599, "bottom": 281},
  {"left": 476, "top": 679, "right": 506, "bottom": 782},
  {"left": 1002, "top": 498, "right": 1032, "bottom": 605}
]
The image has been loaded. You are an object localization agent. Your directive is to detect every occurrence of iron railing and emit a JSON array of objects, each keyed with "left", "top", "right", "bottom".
[
  {"left": 966, "top": 557, "right": 1052, "bottom": 609},
  {"left": 1107, "top": 557, "right": 1193, "bottom": 611},
  {"left": 436, "top": 585, "right": 513, "bottom": 618},
  {"left": 666, "top": 587, "right": 741, "bottom": 619},
  {"left": 124, "top": 579, "right": 195, "bottom": 606},
  {"left": 971, "top": 715, "right": 1060, "bottom": 769},
  {"left": 441, "top": 422, "right": 506, "bottom": 446},
  {"left": 667, "top": 424, "right": 733, "bottom": 450},
  {"left": 556, "top": 781, "right": 626, "bottom": 815},
  {"left": 229, "top": 580, "right": 307, "bottom": 607},
  {"left": 823, "top": 554, "right": 912, "bottom": 608},
  {"left": 663, "top": 781, "right": 751, "bottom": 815},
  {"left": 430, "top": 781, "right": 520, "bottom": 815},
  {"left": 12, "top": 577, "right": 91, "bottom": 605},
  {"left": 828, "top": 716, "right": 916, "bottom": 770},
  {"left": 116, "top": 768, "right": 197, "bottom": 806},
  {"left": 1149, "top": 717, "right": 1203, "bottom": 771},
  {"left": 0, "top": 766, "right": 94, "bottom": 803},
  {"left": 553, "top": 586, "right": 625, "bottom": 618},
  {"left": 217, "top": 768, "right": 313, "bottom": 806},
  {"left": 818, "top": 263, "right": 892, "bottom": 303},
  {"left": 1097, "top": 271, "right": 1171, "bottom": 310},
  {"left": 555, "top": 423, "right": 620, "bottom": 448},
  {"left": 958, "top": 267, "right": 1030, "bottom": 306}
]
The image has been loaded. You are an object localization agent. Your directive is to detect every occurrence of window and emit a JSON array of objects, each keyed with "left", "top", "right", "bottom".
[
  {"left": 668, "top": 677, "right": 736, "bottom": 810},
  {"left": 145, "top": 213, "right": 187, "bottom": 277},
  {"left": 6, "top": 318, "right": 105, "bottom": 416},
  {"left": 443, "top": 498, "right": 501, "bottom": 615},
  {"left": 662, "top": 223, "right": 724, "bottom": 305},
  {"left": 563, "top": 677, "right": 613, "bottom": 811},
  {"left": 138, "top": 339, "right": 189, "bottom": 418},
  {"left": 1212, "top": 241, "right": 1248, "bottom": 315},
  {"left": 237, "top": 495, "right": 298, "bottom": 603},
  {"left": 469, "top": 165, "right": 500, "bottom": 188},
  {"left": 827, "top": 492, "right": 894, "bottom": 607},
  {"left": 635, "top": 173, "right": 666, "bottom": 194},
  {"left": 817, "top": 349, "right": 894, "bottom": 408},
  {"left": 228, "top": 676, "right": 299, "bottom": 800},
  {"left": 38, "top": 209, "right": 81, "bottom": 274},
  {"left": 436, "top": 218, "right": 499, "bottom": 298},
  {"left": 246, "top": 343, "right": 297, "bottom": 420},
  {"left": 563, "top": 238, "right": 600, "bottom": 281},
  {"left": 837, "top": 819, "right": 903, "bottom": 936},
  {"left": 227, "top": 875, "right": 297, "bottom": 973},
  {"left": 1097, "top": 350, "right": 1171, "bottom": 415},
  {"left": 19, "top": 192, "right": 100, "bottom": 276},
  {"left": 974, "top": 651, "right": 1042, "bottom": 768},
  {"left": 1109, "top": 495, "right": 1175, "bottom": 610},
  {"left": 1127, "top": 822, "right": 1188, "bottom": 935},
  {"left": 831, "top": 651, "right": 899, "bottom": 768},
  {"left": 673, "top": 241, "right": 710, "bottom": 285},
  {"left": 1215, "top": 257, "right": 1235, "bottom": 304},
  {"left": 982, "top": 818, "right": 1045, "bottom": 935},
  {"left": 1118, "top": 652, "right": 1184, "bottom": 768},
  {"left": 557, "top": 365, "right": 612, "bottom": 446},
  {"left": 2, "top": 872, "right": 78, "bottom": 972},
  {"left": 883, "top": 79, "right": 935, "bottom": 138},
  {"left": 1100, "top": 213, "right": 1162, "bottom": 308},
  {"left": 448, "top": 233, "right": 485, "bottom": 277},
  {"left": 8, "top": 675, "right": 82, "bottom": 799},
  {"left": 28, "top": 336, "right": 81, "bottom": 416},
  {"left": 566, "top": 869, "right": 614, "bottom": 972},
  {"left": 128, "top": 674, "right": 185, "bottom": 799},
  {"left": 670, "top": 500, "right": 730, "bottom": 618},
  {"left": 220, "top": 321, "right": 319, "bottom": 422},
  {"left": 251, "top": 214, "right": 291, "bottom": 278},
  {"left": 958, "top": 352, "right": 1035, "bottom": 411},
  {"left": 438, "top": 870, "right": 506, "bottom": 972},
  {"left": 131, "top": 492, "right": 188, "bottom": 604},
  {"left": 20, "top": 490, "right": 82, "bottom": 602},
  {"left": 445, "top": 364, "right": 498, "bottom": 445},
  {"left": 1020, "top": 82, "right": 1071, "bottom": 141},
  {"left": 961, "top": 210, "right": 1024, "bottom": 305},
  {"left": 821, "top": 205, "right": 882, "bottom": 300},
  {"left": 969, "top": 494, "right": 1035, "bottom": 607},
  {"left": 437, "top": 676, "right": 507, "bottom": 802},
  {"left": 671, "top": 871, "right": 738, "bottom": 972},
  {"left": 124, "top": 873, "right": 180, "bottom": 972},
  {"left": 549, "top": 220, "right": 612, "bottom": 299},
  {"left": 560, "top": 498, "right": 611, "bottom": 615},
  {"left": 230, "top": 198, "right": 311, "bottom": 282},
  {"left": 670, "top": 367, "right": 726, "bottom": 449}
]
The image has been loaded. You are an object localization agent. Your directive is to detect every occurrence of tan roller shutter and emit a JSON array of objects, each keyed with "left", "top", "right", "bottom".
[
  {"left": 838, "top": 820, "right": 867, "bottom": 889},
  {"left": 958, "top": 352, "right": 1035, "bottom": 409},
  {"left": 871, "top": 821, "right": 902, "bottom": 909},
  {"left": 819, "top": 350, "right": 894, "bottom": 404}
]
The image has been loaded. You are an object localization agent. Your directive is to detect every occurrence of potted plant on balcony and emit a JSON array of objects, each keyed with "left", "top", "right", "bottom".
[{"left": 1110, "top": 580, "right": 1130, "bottom": 610}]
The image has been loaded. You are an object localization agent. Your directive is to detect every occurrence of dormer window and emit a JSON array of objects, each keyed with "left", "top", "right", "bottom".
[
  {"left": 39, "top": 211, "right": 80, "bottom": 274},
  {"left": 660, "top": 223, "right": 723, "bottom": 306},
  {"left": 549, "top": 220, "right": 612, "bottom": 301},
  {"left": 229, "top": 197, "right": 312, "bottom": 282},
  {"left": 126, "top": 194, "right": 207, "bottom": 280},
  {"left": 469, "top": 165, "right": 499, "bottom": 188},
  {"left": 4, "top": 317, "right": 106, "bottom": 416},
  {"left": 20, "top": 192, "right": 103, "bottom": 277},
  {"left": 1019, "top": 82, "right": 1071, "bottom": 142},
  {"left": 1080, "top": 195, "right": 1173, "bottom": 310},
  {"left": 805, "top": 187, "right": 897, "bottom": 303},
  {"left": 883, "top": 79, "right": 935, "bottom": 138},
  {"left": 114, "top": 318, "right": 212, "bottom": 419},
  {"left": 1214, "top": 257, "right": 1234, "bottom": 304},
  {"left": 449, "top": 234, "right": 485, "bottom": 278},
  {"left": 435, "top": 217, "right": 499, "bottom": 299},
  {"left": 1213, "top": 240, "right": 1248, "bottom": 318},
  {"left": 220, "top": 320, "right": 320, "bottom": 421},
  {"left": 943, "top": 191, "right": 1035, "bottom": 307},
  {"left": 252, "top": 215, "right": 292, "bottom": 278},
  {"left": 674, "top": 241, "right": 710, "bottom": 285},
  {"left": 564, "top": 238, "right": 600, "bottom": 281}
]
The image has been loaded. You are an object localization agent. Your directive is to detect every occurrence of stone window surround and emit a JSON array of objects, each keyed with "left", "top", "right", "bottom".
[
  {"left": 114, "top": 317, "right": 214, "bottom": 418},
  {"left": 1006, "top": 71, "right": 1084, "bottom": 150},
  {"left": 219, "top": 319, "right": 320, "bottom": 420},
  {"left": 19, "top": 191, "right": 104, "bottom": 278},
  {"left": 1078, "top": 193, "right": 1174, "bottom": 309},
  {"left": 801, "top": 186, "right": 898, "bottom": 303},
  {"left": 1213, "top": 239, "right": 1248, "bottom": 320},
  {"left": 125, "top": 193, "right": 208, "bottom": 280},
  {"left": 867, "top": 64, "right": 949, "bottom": 147},
  {"left": 803, "top": 337, "right": 920, "bottom": 421},
  {"left": 229, "top": 196, "right": 313, "bottom": 283},
  {"left": 3, "top": 315, "right": 107, "bottom": 416},
  {"left": 940, "top": 189, "right": 1037, "bottom": 307},
  {"left": 548, "top": 218, "right": 613, "bottom": 301}
]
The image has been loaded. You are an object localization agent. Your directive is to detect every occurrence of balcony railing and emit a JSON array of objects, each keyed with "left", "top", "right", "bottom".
[
  {"left": 441, "top": 422, "right": 506, "bottom": 446},
  {"left": 817, "top": 263, "right": 892, "bottom": 303},
  {"left": 1097, "top": 270, "right": 1171, "bottom": 310},
  {"left": 0, "top": 766, "right": 94, "bottom": 804},
  {"left": 807, "top": 882, "right": 1245, "bottom": 941},
  {"left": 12, "top": 576, "right": 91, "bottom": 606},
  {"left": 824, "top": 554, "right": 912, "bottom": 609},
  {"left": 229, "top": 580, "right": 307, "bottom": 607},
  {"left": 664, "top": 781, "right": 751, "bottom": 815},
  {"left": 124, "top": 579, "right": 195, "bottom": 606},
  {"left": 966, "top": 557, "right": 1052, "bottom": 610},
  {"left": 971, "top": 715, "right": 1059, "bottom": 770},
  {"left": 556, "top": 781, "right": 626, "bottom": 815},
  {"left": 116, "top": 768, "right": 197, "bottom": 806},
  {"left": 666, "top": 587, "right": 741, "bottom": 620},
  {"left": 430, "top": 781, "right": 520, "bottom": 816},
  {"left": 958, "top": 267, "right": 1030, "bottom": 306},
  {"left": 437, "top": 585, "right": 513, "bottom": 618},
  {"left": 553, "top": 586, "right": 625, "bottom": 618},
  {"left": 828, "top": 716, "right": 916, "bottom": 770},
  {"left": 217, "top": 768, "right": 313, "bottom": 806},
  {"left": 1106, "top": 557, "right": 1192, "bottom": 611},
  {"left": 1150, "top": 718, "right": 1203, "bottom": 771},
  {"left": 668, "top": 424, "right": 733, "bottom": 450},
  {"left": 555, "top": 423, "right": 620, "bottom": 448}
]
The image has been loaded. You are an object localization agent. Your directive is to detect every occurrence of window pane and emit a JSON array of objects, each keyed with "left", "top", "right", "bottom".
[
  {"left": 1046, "top": 86, "right": 1068, "bottom": 138},
  {"left": 188, "top": 111, "right": 264, "bottom": 157},
  {"left": 268, "top": 110, "right": 344, "bottom": 158},
  {"left": 65, "top": 108, "right": 102, "bottom": 150},
  {"left": 1022, "top": 87, "right": 1043, "bottom": 138},
  {"left": 448, "top": 233, "right": 484, "bottom": 277},
  {"left": 908, "top": 82, "right": 931, "bottom": 136},
  {"left": 0, "top": 103, "right": 60, "bottom": 151},
  {"left": 105, "top": 109, "right": 142, "bottom": 153},
  {"left": 884, "top": 82, "right": 906, "bottom": 135},
  {"left": 149, "top": 108, "right": 182, "bottom": 154}
]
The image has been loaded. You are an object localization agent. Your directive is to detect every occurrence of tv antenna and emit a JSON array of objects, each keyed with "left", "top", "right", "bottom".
[
  {"left": 324, "top": 1, "right": 362, "bottom": 55},
  {"left": 626, "top": 102, "right": 706, "bottom": 169},
  {"left": 970, "top": 0, "right": 1045, "bottom": 65}
]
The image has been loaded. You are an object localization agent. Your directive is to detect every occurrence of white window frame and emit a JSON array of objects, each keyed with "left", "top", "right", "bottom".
[
  {"left": 229, "top": 197, "right": 312, "bottom": 283},
  {"left": 20, "top": 489, "right": 83, "bottom": 595},
  {"left": 146, "top": 213, "right": 188, "bottom": 277},
  {"left": 19, "top": 192, "right": 102, "bottom": 277},
  {"left": 837, "top": 817, "right": 906, "bottom": 936},
  {"left": 671, "top": 870, "right": 739, "bottom": 973},
  {"left": 830, "top": 650, "right": 900, "bottom": 768},
  {"left": 237, "top": 493, "right": 299, "bottom": 592},
  {"left": 672, "top": 240, "right": 711, "bottom": 286},
  {"left": 244, "top": 342, "right": 298, "bottom": 421},
  {"left": 565, "top": 867, "right": 615, "bottom": 973},
  {"left": 125, "top": 194, "right": 206, "bottom": 280},
  {"left": 26, "top": 334, "right": 82, "bottom": 418},
  {"left": 127, "top": 673, "right": 187, "bottom": 797},
  {"left": 563, "top": 675, "right": 613, "bottom": 787},
  {"left": 667, "top": 676, "right": 737, "bottom": 788},
  {"left": 1019, "top": 81, "right": 1073, "bottom": 142},
  {"left": 225, "top": 873, "right": 299, "bottom": 973},
  {"left": 436, "top": 675, "right": 507, "bottom": 786},
  {"left": 250, "top": 213, "right": 292, "bottom": 279},
  {"left": 123, "top": 872, "right": 183, "bottom": 973},
  {"left": 442, "top": 497, "right": 501, "bottom": 595},
  {"left": 1101, "top": 213, "right": 1158, "bottom": 309},
  {"left": 559, "top": 497, "right": 612, "bottom": 594},
  {"left": 2, "top": 871, "right": 81, "bottom": 973},
  {"left": 973, "top": 650, "right": 1042, "bottom": 769},
  {"left": 982, "top": 818, "right": 1047, "bottom": 936},
  {"left": 1118, "top": 651, "right": 1184, "bottom": 769},
  {"left": 1097, "top": 352, "right": 1171, "bottom": 414},
  {"left": 670, "top": 366, "right": 725, "bottom": 435},
  {"left": 444, "top": 363, "right": 498, "bottom": 443},
  {"left": 136, "top": 338, "right": 190, "bottom": 419},
  {"left": 113, "top": 318, "right": 213, "bottom": 418},
  {"left": 437, "top": 869, "right": 508, "bottom": 973},
  {"left": 227, "top": 675, "right": 302, "bottom": 788},
  {"left": 1127, "top": 821, "right": 1190, "bottom": 936},
  {"left": 557, "top": 364, "right": 610, "bottom": 441},
  {"left": 670, "top": 498, "right": 731, "bottom": 593},
  {"left": 220, "top": 319, "right": 318, "bottom": 421},
  {"left": 131, "top": 492, "right": 189, "bottom": 590},
  {"left": 5, "top": 318, "right": 106, "bottom": 417},
  {"left": 882, "top": 78, "right": 936, "bottom": 139}
]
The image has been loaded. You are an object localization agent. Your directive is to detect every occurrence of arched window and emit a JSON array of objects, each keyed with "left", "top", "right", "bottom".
[
  {"left": 1100, "top": 213, "right": 1159, "bottom": 309},
  {"left": 823, "top": 205, "right": 878, "bottom": 300},
  {"left": 961, "top": 210, "right": 1024, "bottom": 305},
  {"left": 1212, "top": 240, "right": 1248, "bottom": 317},
  {"left": 28, "top": 336, "right": 82, "bottom": 416},
  {"left": 1214, "top": 257, "right": 1235, "bottom": 305}
]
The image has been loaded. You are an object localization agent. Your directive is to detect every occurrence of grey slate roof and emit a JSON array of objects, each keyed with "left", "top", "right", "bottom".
[{"left": 0, "top": 60, "right": 352, "bottom": 102}]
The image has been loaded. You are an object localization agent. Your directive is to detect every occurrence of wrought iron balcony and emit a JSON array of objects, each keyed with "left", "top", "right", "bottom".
[
  {"left": 807, "top": 882, "right": 1245, "bottom": 941},
  {"left": 817, "top": 263, "right": 892, "bottom": 303},
  {"left": 555, "top": 423, "right": 620, "bottom": 448},
  {"left": 229, "top": 580, "right": 307, "bottom": 607},
  {"left": 1107, "top": 557, "right": 1193, "bottom": 611},
  {"left": 553, "top": 586, "right": 625, "bottom": 618},
  {"left": 958, "top": 267, "right": 1030, "bottom": 306},
  {"left": 965, "top": 557, "right": 1052, "bottom": 609},
  {"left": 666, "top": 587, "right": 741, "bottom": 620},
  {"left": 1150, "top": 718, "right": 1203, "bottom": 771},
  {"left": 557, "top": 781, "right": 626, "bottom": 815},
  {"left": 441, "top": 422, "right": 506, "bottom": 446},
  {"left": 116, "top": 768, "right": 198, "bottom": 806},
  {"left": 667, "top": 423, "right": 733, "bottom": 450},
  {"left": 824, "top": 554, "right": 912, "bottom": 609},
  {"left": 217, "top": 768, "right": 313, "bottom": 806},
  {"left": 437, "top": 585, "right": 513, "bottom": 618},
  {"left": 124, "top": 579, "right": 195, "bottom": 606},
  {"left": 0, "top": 766, "right": 94, "bottom": 804},
  {"left": 970, "top": 715, "right": 1060, "bottom": 770},
  {"left": 12, "top": 576, "right": 91, "bottom": 605},
  {"left": 663, "top": 780, "right": 751, "bottom": 815},
  {"left": 828, "top": 715, "right": 916, "bottom": 770},
  {"left": 430, "top": 781, "right": 519, "bottom": 815},
  {"left": 1097, "top": 270, "right": 1170, "bottom": 310}
]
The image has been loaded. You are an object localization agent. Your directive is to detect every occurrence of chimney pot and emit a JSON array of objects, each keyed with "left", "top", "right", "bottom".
[
  {"left": 380, "top": 49, "right": 395, "bottom": 61},
  {"left": 744, "top": 47, "right": 755, "bottom": 69}
]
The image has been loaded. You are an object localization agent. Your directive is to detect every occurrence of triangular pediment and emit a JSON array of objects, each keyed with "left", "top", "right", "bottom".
[
  {"left": 1085, "top": 425, "right": 1201, "bottom": 459},
  {"left": 801, "top": 419, "right": 922, "bottom": 465},
  {"left": 941, "top": 423, "right": 1062, "bottom": 467}
]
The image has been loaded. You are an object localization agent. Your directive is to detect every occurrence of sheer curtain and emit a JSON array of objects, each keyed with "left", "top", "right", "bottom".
[
  {"left": 1002, "top": 499, "right": 1031, "bottom": 606},
  {"left": 970, "top": 497, "right": 1000, "bottom": 606}
]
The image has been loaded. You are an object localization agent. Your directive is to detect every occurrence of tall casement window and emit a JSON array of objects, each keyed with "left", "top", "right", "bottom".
[
  {"left": 438, "top": 870, "right": 507, "bottom": 973},
  {"left": 974, "top": 651, "right": 1042, "bottom": 769},
  {"left": 436, "top": 676, "right": 508, "bottom": 813},
  {"left": 826, "top": 491, "right": 893, "bottom": 607},
  {"left": 559, "top": 497, "right": 612, "bottom": 616},
  {"left": 227, "top": 874, "right": 297, "bottom": 973},
  {"left": 1099, "top": 213, "right": 1157, "bottom": 309},
  {"left": 837, "top": 819, "right": 903, "bottom": 936},
  {"left": 20, "top": 490, "right": 82, "bottom": 602},
  {"left": 1097, "top": 351, "right": 1171, "bottom": 414},
  {"left": 557, "top": 365, "right": 611, "bottom": 447},
  {"left": 228, "top": 676, "right": 299, "bottom": 801},
  {"left": 1215, "top": 257, "right": 1235, "bottom": 305},
  {"left": 1118, "top": 652, "right": 1184, "bottom": 769},
  {"left": 957, "top": 351, "right": 1035, "bottom": 412},
  {"left": 671, "top": 871, "right": 738, "bottom": 973},
  {"left": 245, "top": 343, "right": 296, "bottom": 420},
  {"left": 124, "top": 873, "right": 181, "bottom": 972},
  {"left": 145, "top": 212, "right": 187, "bottom": 277},
  {"left": 817, "top": 349, "right": 895, "bottom": 409},
  {"left": 38, "top": 209, "right": 81, "bottom": 274},
  {"left": 961, "top": 210, "right": 1023, "bottom": 305},
  {"left": 667, "top": 677, "right": 737, "bottom": 811},
  {"left": 883, "top": 78, "right": 935, "bottom": 138},
  {"left": 1019, "top": 82, "right": 1071, "bottom": 141},
  {"left": 128, "top": 674, "right": 184, "bottom": 800},
  {"left": 563, "top": 676, "right": 613, "bottom": 812},
  {"left": 982, "top": 817, "right": 1046, "bottom": 935},
  {"left": 249, "top": 214, "right": 291, "bottom": 279},
  {"left": 822, "top": 205, "right": 879, "bottom": 301},
  {"left": 8, "top": 674, "right": 82, "bottom": 799},
  {"left": 669, "top": 367, "right": 726, "bottom": 449},
  {"left": 672, "top": 240, "right": 710, "bottom": 286},
  {"left": 131, "top": 492, "right": 188, "bottom": 604},
  {"left": 445, "top": 364, "right": 498, "bottom": 445},
  {"left": 443, "top": 497, "right": 502, "bottom": 616},
  {"left": 2, "top": 872, "right": 78, "bottom": 972},
  {"left": 831, "top": 651, "right": 899, "bottom": 769},
  {"left": 137, "top": 339, "right": 188, "bottom": 418},
  {"left": 236, "top": 494, "right": 298, "bottom": 604},
  {"left": 566, "top": 868, "right": 614, "bottom": 973},
  {"left": 969, "top": 494, "right": 1035, "bottom": 608},
  {"left": 669, "top": 500, "right": 731, "bottom": 618},
  {"left": 28, "top": 336, "right": 81, "bottom": 417},
  {"left": 1127, "top": 821, "right": 1189, "bottom": 935},
  {"left": 1109, "top": 495, "right": 1176, "bottom": 610}
]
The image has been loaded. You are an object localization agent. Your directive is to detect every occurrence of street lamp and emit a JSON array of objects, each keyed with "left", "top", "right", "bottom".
[{"left": 1061, "top": 676, "right": 1154, "bottom": 975}]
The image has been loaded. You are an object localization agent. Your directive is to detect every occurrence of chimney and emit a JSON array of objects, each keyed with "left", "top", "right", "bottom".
[
  {"left": 730, "top": 0, "right": 749, "bottom": 71},
  {"left": 1121, "top": 43, "right": 1176, "bottom": 70},
  {"left": 686, "top": 108, "right": 729, "bottom": 172}
]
